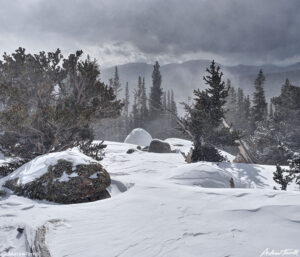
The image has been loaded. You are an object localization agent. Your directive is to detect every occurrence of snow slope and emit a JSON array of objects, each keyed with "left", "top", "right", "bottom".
[{"left": 0, "top": 140, "right": 300, "bottom": 257}]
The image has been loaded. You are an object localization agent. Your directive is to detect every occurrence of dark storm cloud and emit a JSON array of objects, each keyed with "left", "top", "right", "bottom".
[{"left": 0, "top": 0, "right": 299, "bottom": 64}]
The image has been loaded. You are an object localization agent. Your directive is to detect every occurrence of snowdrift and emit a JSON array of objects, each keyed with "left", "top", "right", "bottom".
[
  {"left": 0, "top": 140, "right": 300, "bottom": 257},
  {"left": 170, "top": 162, "right": 245, "bottom": 188},
  {"left": 3, "top": 150, "right": 96, "bottom": 186}
]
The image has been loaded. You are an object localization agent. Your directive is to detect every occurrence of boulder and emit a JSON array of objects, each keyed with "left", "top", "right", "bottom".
[
  {"left": 124, "top": 128, "right": 152, "bottom": 146},
  {"left": 126, "top": 149, "right": 136, "bottom": 154},
  {"left": 3, "top": 151, "right": 111, "bottom": 204},
  {"left": 149, "top": 139, "right": 171, "bottom": 153}
]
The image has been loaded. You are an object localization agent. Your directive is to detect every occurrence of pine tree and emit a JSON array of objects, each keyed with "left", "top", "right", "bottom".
[
  {"left": 163, "top": 92, "right": 167, "bottom": 111},
  {"left": 244, "top": 95, "right": 251, "bottom": 120},
  {"left": 170, "top": 90, "right": 177, "bottom": 115},
  {"left": 243, "top": 95, "right": 251, "bottom": 131},
  {"left": 225, "top": 83, "right": 237, "bottom": 125},
  {"left": 246, "top": 78, "right": 300, "bottom": 165},
  {"left": 204, "top": 60, "right": 228, "bottom": 127},
  {"left": 140, "top": 77, "right": 148, "bottom": 126},
  {"left": 130, "top": 76, "right": 148, "bottom": 129},
  {"left": 123, "top": 82, "right": 130, "bottom": 117},
  {"left": 112, "top": 66, "right": 121, "bottom": 97},
  {"left": 269, "top": 102, "right": 274, "bottom": 119},
  {"left": 273, "top": 164, "right": 293, "bottom": 190},
  {"left": 0, "top": 48, "right": 123, "bottom": 159},
  {"left": 131, "top": 89, "right": 139, "bottom": 129},
  {"left": 182, "top": 60, "right": 239, "bottom": 162},
  {"left": 252, "top": 69, "right": 267, "bottom": 124},
  {"left": 236, "top": 87, "right": 245, "bottom": 128},
  {"left": 167, "top": 90, "right": 171, "bottom": 111},
  {"left": 149, "top": 61, "right": 163, "bottom": 119},
  {"left": 272, "top": 79, "right": 300, "bottom": 155}
]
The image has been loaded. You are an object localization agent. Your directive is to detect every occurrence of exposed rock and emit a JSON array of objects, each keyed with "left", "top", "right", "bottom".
[
  {"left": 17, "top": 227, "right": 24, "bottom": 234},
  {"left": 137, "top": 146, "right": 142, "bottom": 150},
  {"left": 124, "top": 128, "right": 152, "bottom": 146},
  {"left": 4, "top": 159, "right": 111, "bottom": 204},
  {"left": 126, "top": 149, "right": 136, "bottom": 154},
  {"left": 149, "top": 139, "right": 171, "bottom": 153},
  {"left": 0, "top": 190, "right": 6, "bottom": 197}
]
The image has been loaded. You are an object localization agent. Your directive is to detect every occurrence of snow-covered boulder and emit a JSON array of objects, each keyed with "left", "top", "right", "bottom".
[
  {"left": 3, "top": 151, "right": 111, "bottom": 204},
  {"left": 170, "top": 162, "right": 245, "bottom": 188},
  {"left": 149, "top": 139, "right": 171, "bottom": 153},
  {"left": 124, "top": 128, "right": 152, "bottom": 146}
]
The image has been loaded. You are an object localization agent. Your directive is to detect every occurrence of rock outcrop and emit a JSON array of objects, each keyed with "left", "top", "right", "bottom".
[{"left": 4, "top": 153, "right": 111, "bottom": 204}]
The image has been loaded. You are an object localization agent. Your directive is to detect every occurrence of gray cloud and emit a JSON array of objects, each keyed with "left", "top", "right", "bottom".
[{"left": 0, "top": 0, "right": 299, "bottom": 66}]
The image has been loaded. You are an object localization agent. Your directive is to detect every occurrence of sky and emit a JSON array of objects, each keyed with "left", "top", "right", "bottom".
[{"left": 0, "top": 0, "right": 299, "bottom": 67}]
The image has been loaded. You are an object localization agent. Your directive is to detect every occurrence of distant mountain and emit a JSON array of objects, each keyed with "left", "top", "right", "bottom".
[{"left": 100, "top": 60, "right": 300, "bottom": 112}]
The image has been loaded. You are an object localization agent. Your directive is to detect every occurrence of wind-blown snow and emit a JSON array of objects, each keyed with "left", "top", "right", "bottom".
[
  {"left": 124, "top": 128, "right": 152, "bottom": 146},
  {"left": 3, "top": 150, "right": 96, "bottom": 185},
  {"left": 170, "top": 162, "right": 245, "bottom": 188},
  {"left": 0, "top": 140, "right": 300, "bottom": 257}
]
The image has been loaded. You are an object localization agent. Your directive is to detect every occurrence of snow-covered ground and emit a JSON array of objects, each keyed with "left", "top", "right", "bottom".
[{"left": 1, "top": 139, "right": 300, "bottom": 257}]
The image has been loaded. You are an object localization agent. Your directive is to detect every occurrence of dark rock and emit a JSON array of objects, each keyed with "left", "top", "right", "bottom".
[
  {"left": 149, "top": 140, "right": 171, "bottom": 153},
  {"left": 0, "top": 190, "right": 6, "bottom": 197},
  {"left": 17, "top": 227, "right": 24, "bottom": 234},
  {"left": 4, "top": 159, "right": 111, "bottom": 204},
  {"left": 127, "top": 149, "right": 136, "bottom": 154},
  {"left": 137, "top": 146, "right": 142, "bottom": 150},
  {"left": 229, "top": 178, "right": 235, "bottom": 188}
]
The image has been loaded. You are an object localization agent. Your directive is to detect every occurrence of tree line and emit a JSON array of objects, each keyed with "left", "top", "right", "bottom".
[{"left": 94, "top": 62, "right": 180, "bottom": 141}]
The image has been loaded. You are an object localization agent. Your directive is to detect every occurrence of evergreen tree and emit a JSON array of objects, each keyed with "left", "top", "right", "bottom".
[
  {"left": 236, "top": 88, "right": 245, "bottom": 127},
  {"left": 252, "top": 69, "right": 267, "bottom": 124},
  {"left": 269, "top": 102, "right": 274, "bottom": 119},
  {"left": 225, "top": 83, "right": 237, "bottom": 125},
  {"left": 163, "top": 92, "right": 167, "bottom": 111},
  {"left": 123, "top": 82, "right": 130, "bottom": 117},
  {"left": 272, "top": 79, "right": 300, "bottom": 154},
  {"left": 130, "top": 76, "right": 148, "bottom": 129},
  {"left": 149, "top": 61, "right": 163, "bottom": 119},
  {"left": 244, "top": 95, "right": 251, "bottom": 121},
  {"left": 0, "top": 48, "right": 123, "bottom": 159},
  {"left": 273, "top": 164, "right": 294, "bottom": 190},
  {"left": 182, "top": 60, "right": 239, "bottom": 162},
  {"left": 246, "top": 79, "right": 300, "bottom": 165},
  {"left": 112, "top": 66, "right": 121, "bottom": 97},
  {"left": 167, "top": 90, "right": 171, "bottom": 110},
  {"left": 130, "top": 89, "right": 139, "bottom": 129},
  {"left": 140, "top": 77, "right": 148, "bottom": 126},
  {"left": 170, "top": 90, "right": 177, "bottom": 115}
]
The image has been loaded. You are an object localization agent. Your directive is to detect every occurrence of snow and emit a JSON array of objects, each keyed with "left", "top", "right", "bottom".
[
  {"left": 2, "top": 150, "right": 96, "bottom": 186},
  {"left": 124, "top": 128, "right": 152, "bottom": 146},
  {"left": 55, "top": 172, "right": 79, "bottom": 183},
  {"left": 89, "top": 173, "right": 98, "bottom": 179},
  {"left": 170, "top": 162, "right": 246, "bottom": 188},
  {"left": 0, "top": 140, "right": 300, "bottom": 257}
]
